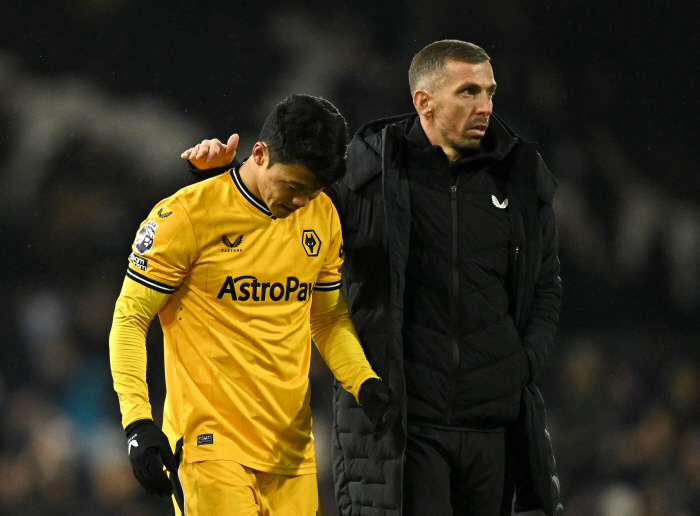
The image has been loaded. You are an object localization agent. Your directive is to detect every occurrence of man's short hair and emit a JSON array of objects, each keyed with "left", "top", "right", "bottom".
[
  {"left": 258, "top": 94, "right": 349, "bottom": 187},
  {"left": 408, "top": 40, "right": 491, "bottom": 94}
]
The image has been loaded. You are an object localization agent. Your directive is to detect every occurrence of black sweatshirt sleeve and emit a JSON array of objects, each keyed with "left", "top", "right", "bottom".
[{"left": 188, "top": 158, "right": 240, "bottom": 182}]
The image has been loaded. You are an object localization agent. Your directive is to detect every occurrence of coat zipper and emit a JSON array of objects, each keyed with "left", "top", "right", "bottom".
[{"left": 445, "top": 182, "right": 460, "bottom": 425}]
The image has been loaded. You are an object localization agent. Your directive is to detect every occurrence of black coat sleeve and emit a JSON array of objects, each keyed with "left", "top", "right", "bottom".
[
  {"left": 325, "top": 183, "right": 349, "bottom": 224},
  {"left": 521, "top": 168, "right": 562, "bottom": 383},
  {"left": 188, "top": 158, "right": 240, "bottom": 182}
]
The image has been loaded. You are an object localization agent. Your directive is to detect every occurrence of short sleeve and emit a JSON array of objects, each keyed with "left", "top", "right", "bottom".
[
  {"left": 314, "top": 202, "right": 344, "bottom": 292},
  {"left": 126, "top": 198, "right": 198, "bottom": 293}
]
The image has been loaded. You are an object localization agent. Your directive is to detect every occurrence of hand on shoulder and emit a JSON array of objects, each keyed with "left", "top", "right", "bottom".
[{"left": 181, "top": 133, "right": 239, "bottom": 170}]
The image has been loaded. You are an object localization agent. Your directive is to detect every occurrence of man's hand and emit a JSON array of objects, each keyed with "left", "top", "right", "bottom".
[
  {"left": 359, "top": 378, "right": 401, "bottom": 439},
  {"left": 125, "top": 419, "right": 178, "bottom": 496},
  {"left": 181, "top": 133, "right": 239, "bottom": 170}
]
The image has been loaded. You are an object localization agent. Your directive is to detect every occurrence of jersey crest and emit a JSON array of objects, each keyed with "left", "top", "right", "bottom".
[{"left": 301, "top": 230, "right": 321, "bottom": 257}]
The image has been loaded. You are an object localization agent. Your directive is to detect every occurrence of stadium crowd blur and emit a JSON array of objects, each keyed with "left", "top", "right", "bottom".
[{"left": 1, "top": 2, "right": 698, "bottom": 515}]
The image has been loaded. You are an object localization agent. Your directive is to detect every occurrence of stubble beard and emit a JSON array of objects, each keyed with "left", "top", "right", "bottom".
[
  {"left": 435, "top": 105, "right": 483, "bottom": 155},
  {"left": 439, "top": 124, "right": 483, "bottom": 153}
]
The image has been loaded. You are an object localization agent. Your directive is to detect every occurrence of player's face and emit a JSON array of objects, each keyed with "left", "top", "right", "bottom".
[
  {"left": 431, "top": 60, "right": 496, "bottom": 153},
  {"left": 258, "top": 162, "right": 324, "bottom": 219}
]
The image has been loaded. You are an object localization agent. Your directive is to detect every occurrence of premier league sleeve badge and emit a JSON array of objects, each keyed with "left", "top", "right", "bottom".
[{"left": 134, "top": 220, "right": 158, "bottom": 255}]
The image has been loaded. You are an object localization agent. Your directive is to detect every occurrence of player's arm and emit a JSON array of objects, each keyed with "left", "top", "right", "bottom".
[
  {"left": 109, "top": 277, "right": 169, "bottom": 428},
  {"left": 310, "top": 202, "right": 377, "bottom": 404},
  {"left": 109, "top": 276, "right": 179, "bottom": 496},
  {"left": 310, "top": 288, "right": 399, "bottom": 438},
  {"left": 311, "top": 201, "right": 400, "bottom": 437},
  {"left": 111, "top": 199, "right": 195, "bottom": 423},
  {"left": 181, "top": 133, "right": 240, "bottom": 181},
  {"left": 110, "top": 198, "right": 197, "bottom": 495},
  {"left": 310, "top": 287, "right": 377, "bottom": 401}
]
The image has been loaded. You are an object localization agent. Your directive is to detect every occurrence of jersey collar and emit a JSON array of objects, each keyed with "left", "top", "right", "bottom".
[{"left": 230, "top": 165, "right": 277, "bottom": 220}]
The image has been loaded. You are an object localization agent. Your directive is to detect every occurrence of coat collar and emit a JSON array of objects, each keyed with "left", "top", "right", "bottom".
[{"left": 342, "top": 112, "right": 557, "bottom": 205}]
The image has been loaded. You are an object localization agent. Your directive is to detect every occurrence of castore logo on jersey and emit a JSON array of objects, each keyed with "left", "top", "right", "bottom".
[{"left": 222, "top": 234, "right": 244, "bottom": 252}]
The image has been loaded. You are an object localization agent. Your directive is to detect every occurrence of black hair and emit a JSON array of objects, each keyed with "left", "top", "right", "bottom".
[{"left": 258, "top": 94, "right": 349, "bottom": 187}]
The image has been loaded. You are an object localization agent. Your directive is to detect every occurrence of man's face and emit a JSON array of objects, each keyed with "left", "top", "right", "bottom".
[
  {"left": 258, "top": 162, "right": 324, "bottom": 219},
  {"left": 430, "top": 60, "right": 497, "bottom": 153}
]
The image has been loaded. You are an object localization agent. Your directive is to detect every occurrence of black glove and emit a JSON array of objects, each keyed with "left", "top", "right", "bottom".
[
  {"left": 125, "top": 419, "right": 178, "bottom": 496},
  {"left": 359, "top": 378, "right": 401, "bottom": 439}
]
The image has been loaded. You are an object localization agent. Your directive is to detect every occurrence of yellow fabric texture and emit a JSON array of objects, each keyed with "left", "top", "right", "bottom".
[
  {"left": 109, "top": 277, "right": 169, "bottom": 428},
  {"left": 172, "top": 460, "right": 318, "bottom": 516},
  {"left": 109, "top": 170, "right": 378, "bottom": 475}
]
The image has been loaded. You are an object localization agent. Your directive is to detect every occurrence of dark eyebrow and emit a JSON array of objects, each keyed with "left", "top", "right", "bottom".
[{"left": 459, "top": 81, "right": 498, "bottom": 92}]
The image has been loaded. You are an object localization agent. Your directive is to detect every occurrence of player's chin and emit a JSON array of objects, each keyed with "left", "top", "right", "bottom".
[{"left": 273, "top": 205, "right": 296, "bottom": 218}]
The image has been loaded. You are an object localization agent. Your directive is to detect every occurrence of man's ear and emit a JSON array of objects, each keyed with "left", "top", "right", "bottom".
[
  {"left": 251, "top": 142, "right": 268, "bottom": 166},
  {"left": 413, "top": 89, "right": 433, "bottom": 118}
]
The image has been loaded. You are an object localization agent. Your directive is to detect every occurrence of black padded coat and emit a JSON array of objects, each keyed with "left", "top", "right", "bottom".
[{"left": 326, "top": 113, "right": 563, "bottom": 516}]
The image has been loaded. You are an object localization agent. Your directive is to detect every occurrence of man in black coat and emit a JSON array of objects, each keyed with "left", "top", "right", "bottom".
[{"left": 184, "top": 40, "right": 562, "bottom": 516}]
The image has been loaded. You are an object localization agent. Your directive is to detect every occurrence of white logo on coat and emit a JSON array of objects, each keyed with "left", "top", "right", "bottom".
[{"left": 492, "top": 195, "right": 508, "bottom": 209}]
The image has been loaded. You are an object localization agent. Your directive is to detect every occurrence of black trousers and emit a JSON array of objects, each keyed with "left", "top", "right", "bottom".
[{"left": 403, "top": 424, "right": 506, "bottom": 516}]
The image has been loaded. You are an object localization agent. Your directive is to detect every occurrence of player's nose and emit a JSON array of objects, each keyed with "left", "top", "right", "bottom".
[{"left": 292, "top": 194, "right": 310, "bottom": 207}]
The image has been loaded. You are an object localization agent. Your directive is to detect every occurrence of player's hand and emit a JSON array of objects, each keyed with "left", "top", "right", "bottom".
[
  {"left": 125, "top": 419, "right": 178, "bottom": 496},
  {"left": 359, "top": 378, "right": 401, "bottom": 439},
  {"left": 181, "top": 133, "right": 239, "bottom": 170}
]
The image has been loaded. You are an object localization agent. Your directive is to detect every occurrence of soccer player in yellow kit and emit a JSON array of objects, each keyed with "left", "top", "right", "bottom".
[{"left": 109, "top": 94, "right": 399, "bottom": 515}]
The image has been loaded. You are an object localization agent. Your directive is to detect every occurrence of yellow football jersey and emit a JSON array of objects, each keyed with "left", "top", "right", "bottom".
[{"left": 112, "top": 166, "right": 377, "bottom": 475}]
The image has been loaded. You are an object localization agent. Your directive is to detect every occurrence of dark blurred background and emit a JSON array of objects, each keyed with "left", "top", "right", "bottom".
[{"left": 1, "top": 1, "right": 698, "bottom": 515}]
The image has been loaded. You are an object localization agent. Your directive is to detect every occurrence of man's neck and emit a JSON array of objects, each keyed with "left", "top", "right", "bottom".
[
  {"left": 238, "top": 159, "right": 262, "bottom": 199},
  {"left": 419, "top": 118, "right": 461, "bottom": 164}
]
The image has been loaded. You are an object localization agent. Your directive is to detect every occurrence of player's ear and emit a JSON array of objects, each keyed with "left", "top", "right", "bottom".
[
  {"left": 413, "top": 89, "right": 432, "bottom": 118},
  {"left": 251, "top": 142, "right": 268, "bottom": 166}
]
